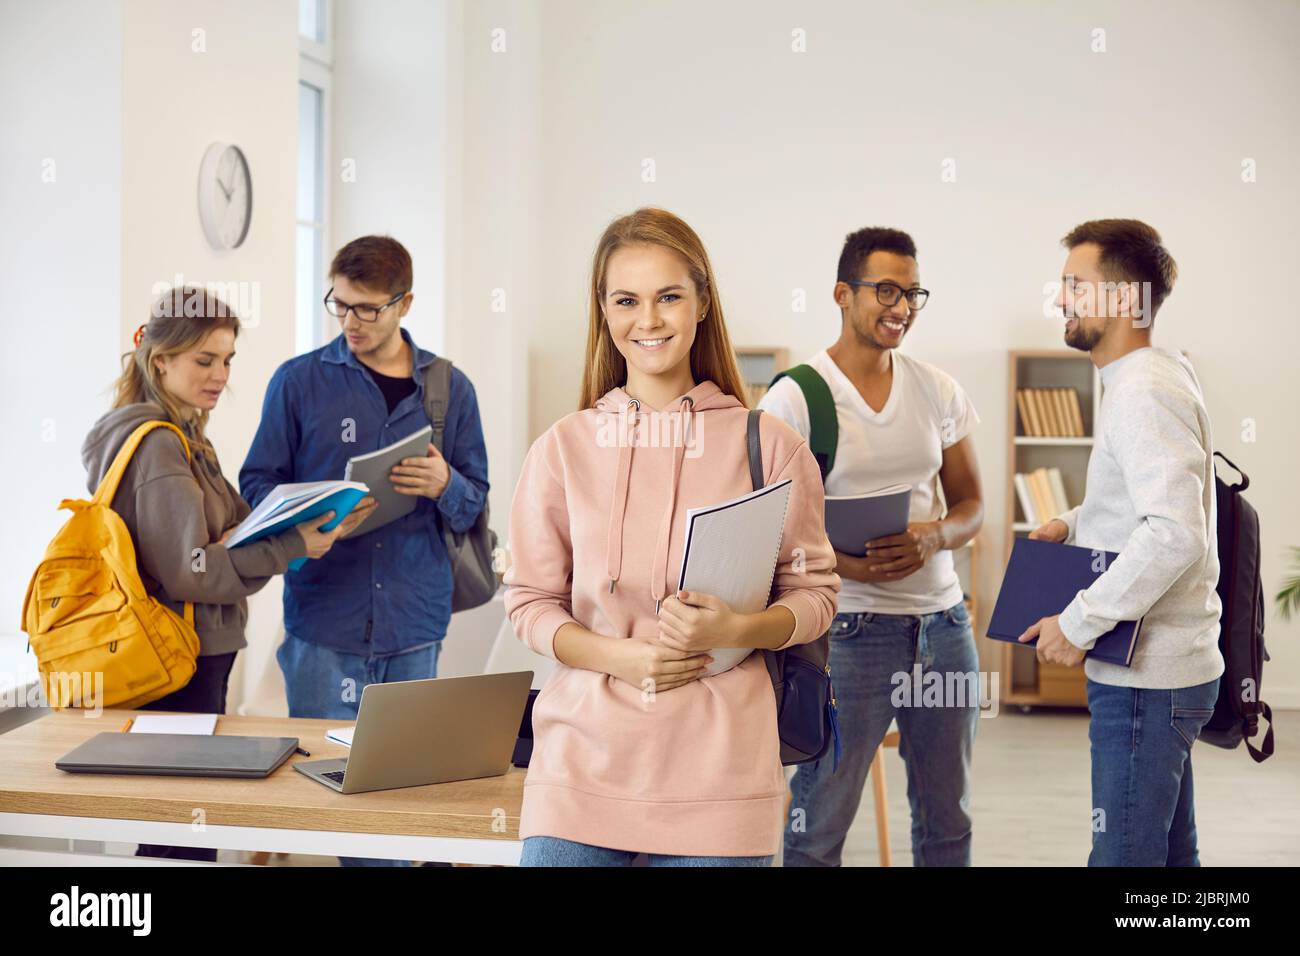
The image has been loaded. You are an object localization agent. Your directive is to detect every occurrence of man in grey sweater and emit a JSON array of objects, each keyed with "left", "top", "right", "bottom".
[{"left": 1022, "top": 219, "right": 1224, "bottom": 866}]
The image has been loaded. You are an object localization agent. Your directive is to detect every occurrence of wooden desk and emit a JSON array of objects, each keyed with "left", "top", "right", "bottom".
[{"left": 0, "top": 709, "right": 525, "bottom": 865}]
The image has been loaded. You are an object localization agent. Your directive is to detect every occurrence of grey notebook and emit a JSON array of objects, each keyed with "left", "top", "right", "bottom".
[
  {"left": 824, "top": 484, "right": 913, "bottom": 556},
  {"left": 55, "top": 732, "right": 298, "bottom": 778},
  {"left": 677, "top": 478, "right": 793, "bottom": 677},
  {"left": 342, "top": 424, "right": 434, "bottom": 537}
]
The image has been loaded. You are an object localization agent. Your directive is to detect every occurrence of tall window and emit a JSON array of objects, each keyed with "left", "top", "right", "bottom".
[{"left": 297, "top": 0, "right": 332, "bottom": 354}]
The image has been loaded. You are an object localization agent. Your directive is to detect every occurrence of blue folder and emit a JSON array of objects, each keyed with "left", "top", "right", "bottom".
[
  {"left": 231, "top": 487, "right": 369, "bottom": 571},
  {"left": 987, "top": 537, "right": 1142, "bottom": 667}
]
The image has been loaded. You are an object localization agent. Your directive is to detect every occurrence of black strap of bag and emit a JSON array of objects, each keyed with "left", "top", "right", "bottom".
[
  {"left": 1202, "top": 451, "right": 1274, "bottom": 762},
  {"left": 747, "top": 408, "right": 841, "bottom": 769}
]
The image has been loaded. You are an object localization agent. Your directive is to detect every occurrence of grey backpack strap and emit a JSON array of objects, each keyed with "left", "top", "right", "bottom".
[
  {"left": 420, "top": 354, "right": 498, "bottom": 613},
  {"left": 423, "top": 356, "right": 453, "bottom": 453},
  {"left": 746, "top": 409, "right": 764, "bottom": 491}
]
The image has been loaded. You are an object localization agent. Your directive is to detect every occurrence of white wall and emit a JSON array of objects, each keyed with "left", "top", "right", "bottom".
[
  {"left": 503, "top": 0, "right": 1300, "bottom": 703},
  {"left": 331, "top": 0, "right": 445, "bottom": 353},
  {"left": 0, "top": 0, "right": 123, "bottom": 639},
  {"left": 0, "top": 0, "right": 299, "bottom": 713},
  {"left": 443, "top": 0, "right": 538, "bottom": 529},
  {"left": 331, "top": 0, "right": 535, "bottom": 531},
  {"left": 117, "top": 0, "right": 299, "bottom": 713},
  {"left": 5, "top": 0, "right": 1298, "bottom": 709}
]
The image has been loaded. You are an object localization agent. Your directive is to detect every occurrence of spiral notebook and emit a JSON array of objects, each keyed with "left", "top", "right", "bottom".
[{"left": 675, "top": 478, "right": 793, "bottom": 677}]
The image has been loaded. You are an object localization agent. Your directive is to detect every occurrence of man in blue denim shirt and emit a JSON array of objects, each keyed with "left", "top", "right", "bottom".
[{"left": 240, "top": 238, "right": 488, "bottom": 868}]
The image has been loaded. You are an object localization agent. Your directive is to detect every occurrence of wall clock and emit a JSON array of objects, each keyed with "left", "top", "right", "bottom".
[{"left": 197, "top": 142, "right": 252, "bottom": 250}]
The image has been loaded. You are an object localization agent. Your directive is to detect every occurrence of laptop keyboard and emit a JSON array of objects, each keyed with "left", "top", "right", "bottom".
[{"left": 322, "top": 770, "right": 346, "bottom": 785}]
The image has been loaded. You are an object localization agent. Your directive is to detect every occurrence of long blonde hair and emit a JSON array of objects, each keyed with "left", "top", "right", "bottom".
[
  {"left": 578, "top": 208, "right": 750, "bottom": 410},
  {"left": 112, "top": 286, "right": 240, "bottom": 460}
]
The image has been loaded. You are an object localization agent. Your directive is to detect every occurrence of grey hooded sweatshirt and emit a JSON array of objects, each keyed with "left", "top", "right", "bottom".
[{"left": 81, "top": 402, "right": 307, "bottom": 656}]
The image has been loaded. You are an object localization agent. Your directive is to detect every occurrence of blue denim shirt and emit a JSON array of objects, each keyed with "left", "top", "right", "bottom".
[{"left": 239, "top": 330, "right": 489, "bottom": 655}]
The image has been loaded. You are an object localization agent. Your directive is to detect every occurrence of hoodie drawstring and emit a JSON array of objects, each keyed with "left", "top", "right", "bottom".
[
  {"left": 651, "top": 396, "right": 694, "bottom": 613},
  {"left": 606, "top": 399, "right": 639, "bottom": 593},
  {"left": 603, "top": 395, "right": 697, "bottom": 613}
]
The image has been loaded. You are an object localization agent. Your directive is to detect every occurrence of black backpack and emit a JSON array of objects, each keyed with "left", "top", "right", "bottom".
[
  {"left": 746, "top": 409, "right": 841, "bottom": 769},
  {"left": 1198, "top": 452, "right": 1273, "bottom": 761}
]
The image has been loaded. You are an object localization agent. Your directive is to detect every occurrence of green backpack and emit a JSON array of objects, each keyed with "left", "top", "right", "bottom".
[{"left": 769, "top": 365, "right": 838, "bottom": 481}]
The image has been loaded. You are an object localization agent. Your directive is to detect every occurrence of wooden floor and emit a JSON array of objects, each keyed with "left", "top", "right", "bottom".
[{"left": 841, "top": 706, "right": 1299, "bottom": 867}]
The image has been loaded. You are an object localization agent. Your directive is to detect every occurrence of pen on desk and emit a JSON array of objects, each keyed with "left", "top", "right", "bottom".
[
  {"left": 120, "top": 718, "right": 134, "bottom": 733},
  {"left": 295, "top": 747, "right": 311, "bottom": 757}
]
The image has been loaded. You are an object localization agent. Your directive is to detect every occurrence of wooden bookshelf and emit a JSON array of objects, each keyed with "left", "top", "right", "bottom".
[
  {"left": 954, "top": 538, "right": 978, "bottom": 625},
  {"left": 734, "top": 346, "right": 790, "bottom": 406},
  {"left": 994, "top": 350, "right": 1101, "bottom": 710}
]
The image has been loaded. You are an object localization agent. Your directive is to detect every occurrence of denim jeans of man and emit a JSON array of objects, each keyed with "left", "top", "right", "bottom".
[
  {"left": 784, "top": 602, "right": 980, "bottom": 866},
  {"left": 519, "top": 836, "right": 772, "bottom": 867},
  {"left": 1087, "top": 676, "right": 1220, "bottom": 867},
  {"left": 277, "top": 632, "right": 443, "bottom": 867}
]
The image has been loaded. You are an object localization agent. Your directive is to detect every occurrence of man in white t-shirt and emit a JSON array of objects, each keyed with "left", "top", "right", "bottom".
[{"left": 760, "top": 226, "right": 985, "bottom": 866}]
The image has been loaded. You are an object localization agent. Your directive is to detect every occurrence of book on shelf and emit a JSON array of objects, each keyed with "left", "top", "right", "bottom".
[
  {"left": 1050, "top": 389, "right": 1069, "bottom": 434},
  {"left": 1039, "top": 388, "right": 1057, "bottom": 434},
  {"left": 1015, "top": 387, "right": 1085, "bottom": 437},
  {"left": 1013, "top": 466, "right": 1070, "bottom": 526}
]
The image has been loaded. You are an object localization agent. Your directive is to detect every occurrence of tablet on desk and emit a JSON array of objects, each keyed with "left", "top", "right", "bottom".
[{"left": 343, "top": 424, "right": 434, "bottom": 537}]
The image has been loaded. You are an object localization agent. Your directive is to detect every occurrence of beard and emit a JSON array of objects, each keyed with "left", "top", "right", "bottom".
[
  {"left": 852, "top": 316, "right": 900, "bottom": 351},
  {"left": 1065, "top": 319, "right": 1103, "bottom": 352}
]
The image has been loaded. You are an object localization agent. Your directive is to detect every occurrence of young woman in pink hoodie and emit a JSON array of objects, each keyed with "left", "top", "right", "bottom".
[{"left": 503, "top": 208, "right": 840, "bottom": 866}]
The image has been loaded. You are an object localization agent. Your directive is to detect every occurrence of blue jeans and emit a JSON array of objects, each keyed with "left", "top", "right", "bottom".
[
  {"left": 277, "top": 632, "right": 443, "bottom": 867},
  {"left": 784, "top": 603, "right": 980, "bottom": 867},
  {"left": 1087, "top": 676, "right": 1219, "bottom": 867},
  {"left": 519, "top": 836, "right": 772, "bottom": 867}
]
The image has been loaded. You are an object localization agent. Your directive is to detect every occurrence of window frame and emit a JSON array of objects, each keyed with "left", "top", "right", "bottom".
[{"left": 296, "top": 0, "right": 334, "bottom": 353}]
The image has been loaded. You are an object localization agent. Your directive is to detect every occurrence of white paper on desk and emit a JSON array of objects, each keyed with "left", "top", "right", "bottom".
[
  {"left": 129, "top": 714, "right": 217, "bottom": 735},
  {"left": 325, "top": 726, "right": 354, "bottom": 748},
  {"left": 675, "top": 478, "right": 793, "bottom": 677}
]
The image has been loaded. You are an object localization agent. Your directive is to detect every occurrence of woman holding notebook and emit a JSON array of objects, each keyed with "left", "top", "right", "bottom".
[
  {"left": 81, "top": 288, "right": 373, "bottom": 859},
  {"left": 503, "top": 209, "right": 840, "bottom": 866}
]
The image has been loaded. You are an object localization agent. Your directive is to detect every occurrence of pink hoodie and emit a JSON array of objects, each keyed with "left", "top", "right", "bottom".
[{"left": 503, "top": 380, "right": 839, "bottom": 857}]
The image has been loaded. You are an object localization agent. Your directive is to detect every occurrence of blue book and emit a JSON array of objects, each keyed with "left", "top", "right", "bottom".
[
  {"left": 987, "top": 537, "right": 1143, "bottom": 667},
  {"left": 226, "top": 480, "right": 369, "bottom": 571}
]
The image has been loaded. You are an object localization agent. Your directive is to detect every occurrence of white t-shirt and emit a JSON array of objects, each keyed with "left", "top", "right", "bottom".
[{"left": 758, "top": 348, "right": 979, "bottom": 615}]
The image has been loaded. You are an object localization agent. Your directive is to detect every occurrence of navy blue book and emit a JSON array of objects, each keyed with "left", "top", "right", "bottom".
[{"left": 987, "top": 537, "right": 1143, "bottom": 667}]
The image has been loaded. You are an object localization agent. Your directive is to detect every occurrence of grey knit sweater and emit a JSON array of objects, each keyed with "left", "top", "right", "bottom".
[{"left": 1057, "top": 347, "right": 1225, "bottom": 689}]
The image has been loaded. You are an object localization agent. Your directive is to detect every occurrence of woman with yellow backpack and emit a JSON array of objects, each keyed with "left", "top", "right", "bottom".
[{"left": 77, "top": 287, "right": 373, "bottom": 860}]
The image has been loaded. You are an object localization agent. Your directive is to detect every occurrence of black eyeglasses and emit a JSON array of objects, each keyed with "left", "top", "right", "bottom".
[
  {"left": 844, "top": 280, "right": 930, "bottom": 311},
  {"left": 323, "top": 287, "right": 407, "bottom": 322}
]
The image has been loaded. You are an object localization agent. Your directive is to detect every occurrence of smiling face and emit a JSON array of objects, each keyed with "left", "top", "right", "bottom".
[
  {"left": 837, "top": 250, "right": 920, "bottom": 351},
  {"left": 154, "top": 327, "right": 236, "bottom": 413},
  {"left": 602, "top": 242, "right": 705, "bottom": 383},
  {"left": 1056, "top": 241, "right": 1120, "bottom": 352}
]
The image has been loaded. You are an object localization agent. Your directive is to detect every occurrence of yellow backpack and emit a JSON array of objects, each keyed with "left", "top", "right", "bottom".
[{"left": 21, "top": 420, "right": 201, "bottom": 709}]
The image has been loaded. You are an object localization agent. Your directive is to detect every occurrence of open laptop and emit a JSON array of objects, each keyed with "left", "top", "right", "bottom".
[{"left": 294, "top": 671, "right": 532, "bottom": 794}]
